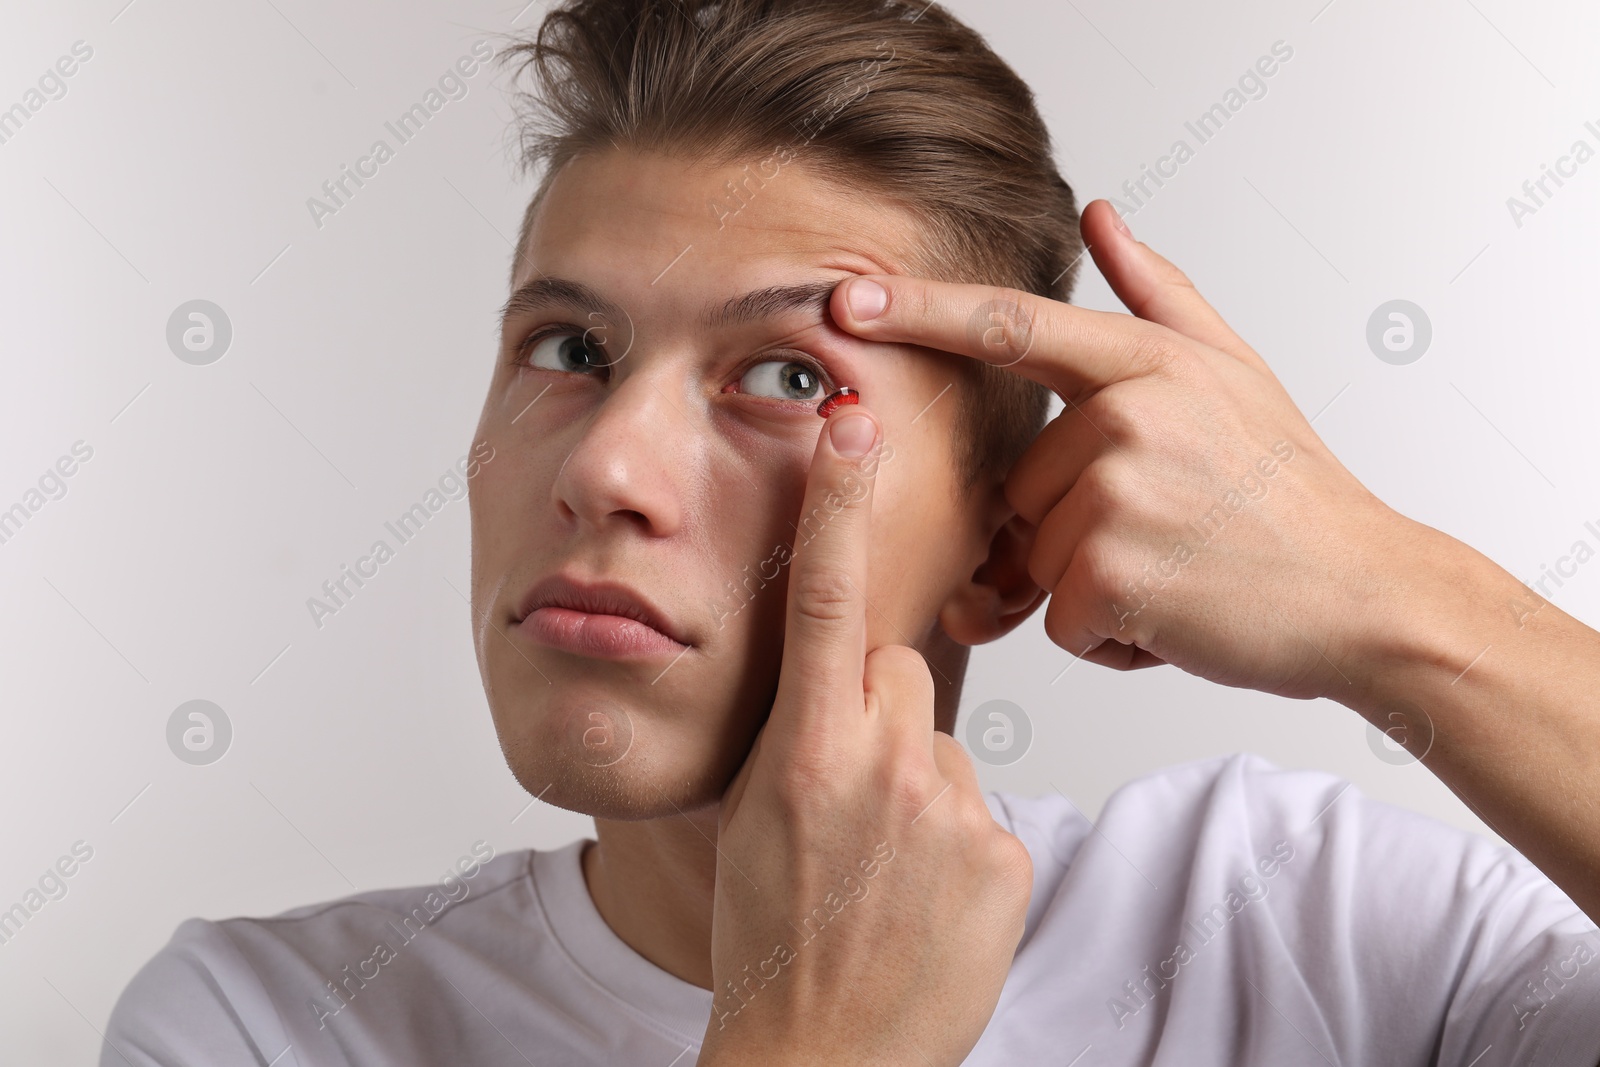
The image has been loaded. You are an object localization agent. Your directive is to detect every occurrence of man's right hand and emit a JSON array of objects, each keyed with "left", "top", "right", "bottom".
[{"left": 696, "top": 403, "right": 1033, "bottom": 1067}]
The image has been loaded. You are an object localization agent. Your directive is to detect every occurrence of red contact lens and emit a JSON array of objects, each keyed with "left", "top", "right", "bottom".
[{"left": 816, "top": 387, "right": 860, "bottom": 418}]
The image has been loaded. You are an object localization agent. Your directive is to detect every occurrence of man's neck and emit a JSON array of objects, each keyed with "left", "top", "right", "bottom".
[{"left": 580, "top": 808, "right": 721, "bottom": 989}]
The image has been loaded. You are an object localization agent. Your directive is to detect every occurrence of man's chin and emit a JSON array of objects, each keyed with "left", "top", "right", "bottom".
[
  {"left": 485, "top": 674, "right": 773, "bottom": 821},
  {"left": 496, "top": 713, "right": 749, "bottom": 822},
  {"left": 505, "top": 755, "right": 735, "bottom": 822}
]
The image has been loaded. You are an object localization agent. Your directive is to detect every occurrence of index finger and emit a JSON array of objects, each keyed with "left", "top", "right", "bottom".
[
  {"left": 770, "top": 403, "right": 884, "bottom": 738},
  {"left": 829, "top": 275, "right": 1170, "bottom": 402}
]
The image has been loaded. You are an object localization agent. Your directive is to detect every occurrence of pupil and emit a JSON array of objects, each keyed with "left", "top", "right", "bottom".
[
  {"left": 564, "top": 337, "right": 600, "bottom": 370},
  {"left": 784, "top": 364, "right": 816, "bottom": 396}
]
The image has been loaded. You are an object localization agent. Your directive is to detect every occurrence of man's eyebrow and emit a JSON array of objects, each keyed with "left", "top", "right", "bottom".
[
  {"left": 499, "top": 276, "right": 843, "bottom": 332},
  {"left": 706, "top": 279, "right": 840, "bottom": 328},
  {"left": 499, "top": 277, "right": 629, "bottom": 332}
]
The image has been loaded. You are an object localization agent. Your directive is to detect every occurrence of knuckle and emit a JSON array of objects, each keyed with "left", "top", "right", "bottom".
[
  {"left": 828, "top": 467, "right": 873, "bottom": 506},
  {"left": 1041, "top": 601, "right": 1080, "bottom": 653},
  {"left": 975, "top": 287, "right": 1037, "bottom": 361},
  {"left": 1001, "top": 474, "right": 1036, "bottom": 524},
  {"left": 789, "top": 568, "right": 856, "bottom": 624},
  {"left": 991, "top": 834, "right": 1035, "bottom": 906},
  {"left": 1083, "top": 385, "right": 1150, "bottom": 449},
  {"left": 1074, "top": 458, "right": 1135, "bottom": 517},
  {"left": 1040, "top": 574, "right": 1107, "bottom": 650},
  {"left": 1129, "top": 328, "right": 1186, "bottom": 374},
  {"left": 1071, "top": 531, "right": 1127, "bottom": 597},
  {"left": 951, "top": 796, "right": 994, "bottom": 840},
  {"left": 879, "top": 753, "right": 931, "bottom": 816},
  {"left": 947, "top": 806, "right": 985, "bottom": 844},
  {"left": 990, "top": 286, "right": 1033, "bottom": 322},
  {"left": 931, "top": 731, "right": 980, "bottom": 788},
  {"left": 906, "top": 279, "right": 940, "bottom": 323},
  {"left": 932, "top": 730, "right": 975, "bottom": 777}
]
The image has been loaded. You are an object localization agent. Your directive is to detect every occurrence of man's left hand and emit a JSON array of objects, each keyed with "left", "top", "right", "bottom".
[
  {"left": 830, "top": 197, "right": 1438, "bottom": 703},
  {"left": 828, "top": 199, "right": 1600, "bottom": 924}
]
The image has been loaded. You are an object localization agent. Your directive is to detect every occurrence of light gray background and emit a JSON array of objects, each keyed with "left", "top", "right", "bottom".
[{"left": 3, "top": 0, "right": 1596, "bottom": 1060}]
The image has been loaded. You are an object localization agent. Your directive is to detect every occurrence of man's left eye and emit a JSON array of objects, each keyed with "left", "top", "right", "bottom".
[{"left": 737, "top": 360, "right": 826, "bottom": 402}]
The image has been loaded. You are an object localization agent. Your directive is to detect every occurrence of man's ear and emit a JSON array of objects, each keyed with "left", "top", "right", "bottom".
[{"left": 938, "top": 497, "right": 1048, "bottom": 647}]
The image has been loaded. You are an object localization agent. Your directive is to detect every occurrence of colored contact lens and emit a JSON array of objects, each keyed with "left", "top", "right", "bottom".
[{"left": 816, "top": 387, "right": 860, "bottom": 418}]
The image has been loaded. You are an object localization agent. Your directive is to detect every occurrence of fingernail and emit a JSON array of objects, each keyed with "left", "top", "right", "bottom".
[
  {"left": 846, "top": 278, "right": 887, "bottom": 321},
  {"left": 1112, "top": 210, "right": 1133, "bottom": 239},
  {"left": 829, "top": 411, "right": 877, "bottom": 458}
]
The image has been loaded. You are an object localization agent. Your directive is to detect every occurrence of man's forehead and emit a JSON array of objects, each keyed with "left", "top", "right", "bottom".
[
  {"left": 518, "top": 147, "right": 925, "bottom": 292},
  {"left": 537, "top": 146, "right": 910, "bottom": 225}
]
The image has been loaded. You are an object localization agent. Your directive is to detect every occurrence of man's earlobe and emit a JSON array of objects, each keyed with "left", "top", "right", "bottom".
[{"left": 940, "top": 513, "right": 1047, "bottom": 646}]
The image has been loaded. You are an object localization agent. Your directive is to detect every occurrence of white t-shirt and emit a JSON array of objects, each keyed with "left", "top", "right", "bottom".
[{"left": 103, "top": 753, "right": 1600, "bottom": 1066}]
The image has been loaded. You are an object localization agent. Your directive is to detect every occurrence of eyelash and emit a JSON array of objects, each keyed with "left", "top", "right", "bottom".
[
  {"left": 511, "top": 323, "right": 593, "bottom": 365},
  {"left": 510, "top": 323, "right": 838, "bottom": 402}
]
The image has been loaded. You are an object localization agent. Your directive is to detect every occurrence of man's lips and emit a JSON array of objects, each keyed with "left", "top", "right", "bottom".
[{"left": 515, "top": 574, "right": 690, "bottom": 659}]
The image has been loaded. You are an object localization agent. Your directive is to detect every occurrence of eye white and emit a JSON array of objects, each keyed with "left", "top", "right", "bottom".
[
  {"left": 526, "top": 331, "right": 604, "bottom": 374},
  {"left": 739, "top": 360, "right": 824, "bottom": 401}
]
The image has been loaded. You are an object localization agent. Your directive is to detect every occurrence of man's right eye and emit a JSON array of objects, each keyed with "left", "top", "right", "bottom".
[{"left": 522, "top": 330, "right": 608, "bottom": 375}]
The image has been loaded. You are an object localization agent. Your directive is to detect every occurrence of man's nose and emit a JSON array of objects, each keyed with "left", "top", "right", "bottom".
[{"left": 550, "top": 371, "right": 692, "bottom": 538}]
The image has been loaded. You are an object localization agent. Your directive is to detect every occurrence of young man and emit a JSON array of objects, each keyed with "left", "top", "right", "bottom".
[{"left": 105, "top": 1, "right": 1600, "bottom": 1064}]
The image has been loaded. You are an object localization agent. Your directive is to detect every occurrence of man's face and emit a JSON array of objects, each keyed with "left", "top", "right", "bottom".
[{"left": 469, "top": 148, "right": 986, "bottom": 818}]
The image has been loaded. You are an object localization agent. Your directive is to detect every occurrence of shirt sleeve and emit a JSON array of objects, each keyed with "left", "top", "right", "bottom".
[
  {"left": 1232, "top": 755, "right": 1600, "bottom": 1067},
  {"left": 1433, "top": 863, "right": 1600, "bottom": 1066},
  {"left": 101, "top": 918, "right": 300, "bottom": 1067}
]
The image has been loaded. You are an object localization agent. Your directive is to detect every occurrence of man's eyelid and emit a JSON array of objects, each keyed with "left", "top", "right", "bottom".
[
  {"left": 508, "top": 318, "right": 606, "bottom": 358},
  {"left": 755, "top": 348, "right": 833, "bottom": 382},
  {"left": 727, "top": 348, "right": 840, "bottom": 402}
]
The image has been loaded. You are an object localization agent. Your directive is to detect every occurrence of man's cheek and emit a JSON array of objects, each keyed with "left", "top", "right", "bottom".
[{"left": 474, "top": 458, "right": 549, "bottom": 519}]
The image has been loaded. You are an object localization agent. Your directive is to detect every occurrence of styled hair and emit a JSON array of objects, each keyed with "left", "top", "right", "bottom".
[{"left": 501, "top": 0, "right": 1083, "bottom": 487}]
